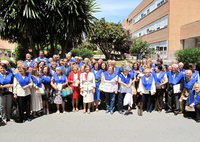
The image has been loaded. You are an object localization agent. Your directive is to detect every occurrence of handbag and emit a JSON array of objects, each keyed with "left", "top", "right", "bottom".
[
  {"left": 61, "top": 86, "right": 73, "bottom": 97},
  {"left": 48, "top": 92, "right": 54, "bottom": 104},
  {"left": 132, "top": 86, "right": 137, "bottom": 95},
  {"left": 12, "top": 98, "right": 20, "bottom": 121}
]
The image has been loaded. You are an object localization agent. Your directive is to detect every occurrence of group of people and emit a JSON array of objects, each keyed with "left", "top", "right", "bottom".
[{"left": 1, "top": 50, "right": 200, "bottom": 125}]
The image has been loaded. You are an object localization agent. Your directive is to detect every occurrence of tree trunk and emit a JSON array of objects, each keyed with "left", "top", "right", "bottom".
[
  {"left": 54, "top": 38, "right": 58, "bottom": 54},
  {"left": 28, "top": 36, "right": 37, "bottom": 58},
  {"left": 60, "top": 40, "right": 68, "bottom": 58}
]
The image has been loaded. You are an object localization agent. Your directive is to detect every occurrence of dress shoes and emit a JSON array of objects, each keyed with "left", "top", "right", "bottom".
[
  {"left": 196, "top": 119, "right": 200, "bottom": 123},
  {"left": 165, "top": 110, "right": 172, "bottom": 113},
  {"left": 174, "top": 112, "right": 179, "bottom": 116},
  {"left": 27, "top": 118, "right": 32, "bottom": 122}
]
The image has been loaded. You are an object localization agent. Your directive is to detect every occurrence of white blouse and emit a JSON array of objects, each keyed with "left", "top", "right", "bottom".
[{"left": 102, "top": 75, "right": 118, "bottom": 93}]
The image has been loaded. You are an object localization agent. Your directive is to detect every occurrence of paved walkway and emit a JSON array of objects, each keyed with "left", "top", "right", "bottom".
[{"left": 0, "top": 109, "right": 200, "bottom": 142}]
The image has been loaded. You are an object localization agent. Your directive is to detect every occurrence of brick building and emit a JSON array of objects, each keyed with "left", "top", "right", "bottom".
[{"left": 121, "top": 0, "right": 200, "bottom": 54}]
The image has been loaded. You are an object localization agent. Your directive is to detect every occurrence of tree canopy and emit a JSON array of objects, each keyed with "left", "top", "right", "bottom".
[
  {"left": 129, "top": 37, "right": 154, "bottom": 59},
  {"left": 0, "top": 0, "right": 99, "bottom": 58},
  {"left": 88, "top": 18, "right": 127, "bottom": 59}
]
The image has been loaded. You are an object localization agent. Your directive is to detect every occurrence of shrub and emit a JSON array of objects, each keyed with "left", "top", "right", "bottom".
[
  {"left": 70, "top": 48, "right": 94, "bottom": 59},
  {"left": 0, "top": 56, "right": 16, "bottom": 68},
  {"left": 175, "top": 47, "right": 200, "bottom": 70},
  {"left": 14, "top": 44, "right": 26, "bottom": 61}
]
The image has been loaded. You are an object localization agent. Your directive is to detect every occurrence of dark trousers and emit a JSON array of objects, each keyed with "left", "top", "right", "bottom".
[
  {"left": 167, "top": 88, "right": 180, "bottom": 113},
  {"left": 154, "top": 89, "right": 164, "bottom": 111},
  {"left": 105, "top": 92, "right": 115, "bottom": 112},
  {"left": 195, "top": 105, "right": 200, "bottom": 120},
  {"left": 100, "top": 91, "right": 106, "bottom": 110},
  {"left": 18, "top": 95, "right": 30, "bottom": 121},
  {"left": 118, "top": 92, "right": 125, "bottom": 111},
  {"left": 140, "top": 94, "right": 153, "bottom": 112}
]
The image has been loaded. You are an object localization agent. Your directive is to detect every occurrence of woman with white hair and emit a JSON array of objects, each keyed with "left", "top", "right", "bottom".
[
  {"left": 51, "top": 67, "right": 68, "bottom": 114},
  {"left": 118, "top": 65, "right": 134, "bottom": 114},
  {"left": 137, "top": 69, "right": 156, "bottom": 115}
]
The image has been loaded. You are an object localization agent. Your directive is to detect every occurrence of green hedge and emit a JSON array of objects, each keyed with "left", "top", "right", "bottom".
[
  {"left": 175, "top": 47, "right": 200, "bottom": 70},
  {"left": 70, "top": 48, "right": 94, "bottom": 59}
]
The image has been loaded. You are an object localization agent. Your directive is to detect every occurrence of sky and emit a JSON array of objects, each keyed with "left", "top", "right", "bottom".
[{"left": 93, "top": 0, "right": 143, "bottom": 23}]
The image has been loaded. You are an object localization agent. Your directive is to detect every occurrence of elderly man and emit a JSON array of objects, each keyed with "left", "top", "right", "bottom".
[
  {"left": 172, "top": 60, "right": 177, "bottom": 65},
  {"left": 84, "top": 58, "right": 90, "bottom": 66},
  {"left": 35, "top": 50, "right": 48, "bottom": 63},
  {"left": 137, "top": 69, "right": 156, "bottom": 115},
  {"left": 178, "top": 62, "right": 185, "bottom": 73},
  {"left": 189, "top": 63, "right": 200, "bottom": 83},
  {"left": 111, "top": 60, "right": 120, "bottom": 74},
  {"left": 1, "top": 60, "right": 12, "bottom": 73},
  {"left": 185, "top": 83, "right": 200, "bottom": 123},
  {"left": 23, "top": 53, "right": 35, "bottom": 67},
  {"left": 74, "top": 56, "right": 83, "bottom": 68},
  {"left": 179, "top": 70, "right": 197, "bottom": 113},
  {"left": 98, "top": 59, "right": 103, "bottom": 66},
  {"left": 53, "top": 54, "right": 59, "bottom": 65},
  {"left": 90, "top": 58, "right": 96, "bottom": 69},
  {"left": 166, "top": 64, "right": 184, "bottom": 115}
]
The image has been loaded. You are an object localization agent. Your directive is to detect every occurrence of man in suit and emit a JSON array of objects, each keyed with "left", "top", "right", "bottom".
[
  {"left": 61, "top": 58, "right": 71, "bottom": 78},
  {"left": 185, "top": 83, "right": 200, "bottom": 122},
  {"left": 166, "top": 64, "right": 184, "bottom": 115}
]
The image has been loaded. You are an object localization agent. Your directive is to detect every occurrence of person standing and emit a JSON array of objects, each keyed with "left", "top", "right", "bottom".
[
  {"left": 30, "top": 68, "right": 43, "bottom": 117},
  {"left": 0, "top": 63, "right": 14, "bottom": 124},
  {"left": 41, "top": 66, "right": 52, "bottom": 115},
  {"left": 51, "top": 67, "right": 68, "bottom": 114},
  {"left": 61, "top": 58, "right": 71, "bottom": 78},
  {"left": 101, "top": 66, "right": 118, "bottom": 115},
  {"left": 13, "top": 63, "right": 33, "bottom": 123},
  {"left": 68, "top": 65, "right": 81, "bottom": 112},
  {"left": 35, "top": 50, "right": 49, "bottom": 63},
  {"left": 153, "top": 65, "right": 168, "bottom": 112},
  {"left": 166, "top": 64, "right": 184, "bottom": 115},
  {"left": 137, "top": 69, "right": 156, "bottom": 115},
  {"left": 90, "top": 62, "right": 103, "bottom": 112},
  {"left": 23, "top": 53, "right": 35, "bottom": 67},
  {"left": 189, "top": 63, "right": 200, "bottom": 83},
  {"left": 80, "top": 65, "right": 96, "bottom": 114}
]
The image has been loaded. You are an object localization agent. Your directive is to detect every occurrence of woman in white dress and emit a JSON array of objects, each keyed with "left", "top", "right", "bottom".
[
  {"left": 80, "top": 65, "right": 96, "bottom": 114},
  {"left": 31, "top": 68, "right": 44, "bottom": 117}
]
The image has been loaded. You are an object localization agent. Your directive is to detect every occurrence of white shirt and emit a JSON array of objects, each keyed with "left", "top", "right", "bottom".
[
  {"left": 102, "top": 75, "right": 118, "bottom": 93},
  {"left": 137, "top": 76, "right": 156, "bottom": 95}
]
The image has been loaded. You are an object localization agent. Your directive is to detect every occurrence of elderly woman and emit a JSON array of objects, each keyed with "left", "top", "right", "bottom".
[
  {"left": 30, "top": 68, "right": 44, "bottom": 117},
  {"left": 0, "top": 63, "right": 14, "bottom": 124},
  {"left": 152, "top": 65, "right": 168, "bottom": 112},
  {"left": 101, "top": 66, "right": 118, "bottom": 115},
  {"left": 68, "top": 65, "right": 81, "bottom": 112},
  {"left": 137, "top": 69, "right": 156, "bottom": 115},
  {"left": 39, "top": 60, "right": 46, "bottom": 74},
  {"left": 51, "top": 67, "right": 68, "bottom": 114},
  {"left": 91, "top": 62, "right": 103, "bottom": 112},
  {"left": 118, "top": 65, "right": 133, "bottom": 114},
  {"left": 80, "top": 65, "right": 96, "bottom": 114},
  {"left": 13, "top": 63, "right": 33, "bottom": 123}
]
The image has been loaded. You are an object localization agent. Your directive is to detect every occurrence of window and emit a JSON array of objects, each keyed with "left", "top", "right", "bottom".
[
  {"left": 133, "top": 15, "right": 168, "bottom": 37},
  {"left": 129, "top": 19, "right": 132, "bottom": 24},
  {"left": 141, "top": 13, "right": 144, "bottom": 18},
  {"left": 147, "top": 9, "right": 150, "bottom": 14}
]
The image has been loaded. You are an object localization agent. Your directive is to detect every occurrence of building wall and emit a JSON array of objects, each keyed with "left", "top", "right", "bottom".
[
  {"left": 180, "top": 20, "right": 200, "bottom": 40},
  {"left": 168, "top": 0, "right": 200, "bottom": 51},
  {"left": 121, "top": 18, "right": 128, "bottom": 30},
  {"left": 0, "top": 39, "right": 17, "bottom": 50}
]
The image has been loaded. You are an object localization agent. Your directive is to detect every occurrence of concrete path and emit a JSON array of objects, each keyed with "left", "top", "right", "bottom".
[{"left": 0, "top": 109, "right": 200, "bottom": 142}]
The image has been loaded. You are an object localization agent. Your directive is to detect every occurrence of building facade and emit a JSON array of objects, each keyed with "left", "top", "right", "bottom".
[{"left": 121, "top": 0, "right": 200, "bottom": 53}]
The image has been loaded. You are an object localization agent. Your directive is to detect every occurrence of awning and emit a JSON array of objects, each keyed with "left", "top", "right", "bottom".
[
  {"left": 0, "top": 44, "right": 9, "bottom": 50},
  {"left": 189, "top": 34, "right": 200, "bottom": 39}
]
